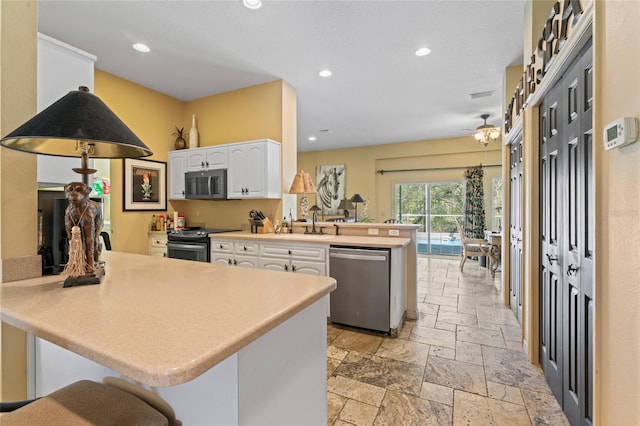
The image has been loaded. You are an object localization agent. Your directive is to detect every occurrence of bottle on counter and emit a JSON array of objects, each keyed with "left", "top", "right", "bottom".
[
  {"left": 282, "top": 216, "right": 288, "bottom": 234},
  {"left": 150, "top": 214, "right": 156, "bottom": 231}
]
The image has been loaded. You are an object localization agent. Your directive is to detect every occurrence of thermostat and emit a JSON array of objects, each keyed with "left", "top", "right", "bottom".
[{"left": 604, "top": 117, "right": 638, "bottom": 150}]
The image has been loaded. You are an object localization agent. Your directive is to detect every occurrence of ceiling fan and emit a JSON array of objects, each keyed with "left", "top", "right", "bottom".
[{"left": 468, "top": 113, "right": 501, "bottom": 147}]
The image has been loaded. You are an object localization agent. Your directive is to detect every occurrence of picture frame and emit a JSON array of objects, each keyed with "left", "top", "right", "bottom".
[
  {"left": 316, "top": 164, "right": 346, "bottom": 215},
  {"left": 123, "top": 158, "right": 167, "bottom": 211}
]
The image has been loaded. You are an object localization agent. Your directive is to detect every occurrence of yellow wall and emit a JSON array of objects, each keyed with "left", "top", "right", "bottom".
[
  {"left": 0, "top": 0, "right": 37, "bottom": 401},
  {"left": 595, "top": 1, "right": 640, "bottom": 422},
  {"left": 95, "top": 70, "right": 183, "bottom": 254},
  {"left": 172, "top": 80, "right": 294, "bottom": 231},
  {"left": 95, "top": 75, "right": 296, "bottom": 252},
  {"left": 299, "top": 137, "right": 502, "bottom": 224}
]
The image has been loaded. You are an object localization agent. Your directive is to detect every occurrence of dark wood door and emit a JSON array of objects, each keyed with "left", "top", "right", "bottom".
[
  {"left": 509, "top": 138, "right": 523, "bottom": 323},
  {"left": 539, "top": 40, "right": 593, "bottom": 426}
]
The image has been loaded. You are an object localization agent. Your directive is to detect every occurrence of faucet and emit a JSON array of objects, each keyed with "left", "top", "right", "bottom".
[{"left": 334, "top": 223, "right": 340, "bottom": 236}]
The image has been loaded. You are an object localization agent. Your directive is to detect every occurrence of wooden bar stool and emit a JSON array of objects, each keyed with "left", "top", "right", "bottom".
[{"left": 0, "top": 380, "right": 171, "bottom": 425}]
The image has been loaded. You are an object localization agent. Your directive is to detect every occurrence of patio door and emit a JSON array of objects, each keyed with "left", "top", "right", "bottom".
[{"left": 395, "top": 182, "right": 463, "bottom": 255}]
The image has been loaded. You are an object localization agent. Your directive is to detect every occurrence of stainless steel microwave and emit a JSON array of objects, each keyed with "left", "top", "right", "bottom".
[{"left": 185, "top": 169, "right": 227, "bottom": 200}]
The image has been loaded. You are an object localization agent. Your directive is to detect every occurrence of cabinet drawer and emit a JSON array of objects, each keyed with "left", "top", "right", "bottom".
[
  {"left": 211, "top": 240, "right": 234, "bottom": 254},
  {"left": 150, "top": 237, "right": 167, "bottom": 248},
  {"left": 260, "top": 244, "right": 326, "bottom": 262},
  {"left": 234, "top": 242, "right": 259, "bottom": 256}
]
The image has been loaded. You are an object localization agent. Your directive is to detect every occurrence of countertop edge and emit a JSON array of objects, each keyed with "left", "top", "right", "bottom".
[{"left": 209, "top": 231, "right": 411, "bottom": 248}]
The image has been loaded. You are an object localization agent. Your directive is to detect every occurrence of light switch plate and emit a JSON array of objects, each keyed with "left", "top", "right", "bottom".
[
  {"left": 368, "top": 228, "right": 379, "bottom": 235},
  {"left": 388, "top": 229, "right": 400, "bottom": 236}
]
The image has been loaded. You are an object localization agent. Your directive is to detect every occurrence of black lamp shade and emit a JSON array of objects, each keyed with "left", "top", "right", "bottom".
[
  {"left": 350, "top": 194, "right": 364, "bottom": 203},
  {"left": 0, "top": 88, "right": 152, "bottom": 158},
  {"left": 337, "top": 198, "right": 354, "bottom": 210}
]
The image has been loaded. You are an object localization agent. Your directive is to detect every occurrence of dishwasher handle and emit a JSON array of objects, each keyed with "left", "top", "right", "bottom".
[{"left": 330, "top": 252, "right": 388, "bottom": 262}]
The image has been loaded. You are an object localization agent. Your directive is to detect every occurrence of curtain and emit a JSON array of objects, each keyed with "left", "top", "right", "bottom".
[{"left": 463, "top": 165, "right": 486, "bottom": 239}]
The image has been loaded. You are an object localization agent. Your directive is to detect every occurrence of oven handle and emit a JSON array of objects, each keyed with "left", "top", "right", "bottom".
[{"left": 168, "top": 242, "right": 207, "bottom": 251}]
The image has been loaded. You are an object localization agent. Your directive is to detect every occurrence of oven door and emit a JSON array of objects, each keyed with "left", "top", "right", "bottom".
[{"left": 167, "top": 241, "right": 209, "bottom": 262}]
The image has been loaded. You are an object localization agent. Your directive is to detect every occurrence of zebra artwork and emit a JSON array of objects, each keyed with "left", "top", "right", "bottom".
[{"left": 316, "top": 165, "right": 346, "bottom": 215}]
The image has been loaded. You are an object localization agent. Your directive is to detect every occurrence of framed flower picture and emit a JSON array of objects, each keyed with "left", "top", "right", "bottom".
[{"left": 123, "top": 158, "right": 167, "bottom": 211}]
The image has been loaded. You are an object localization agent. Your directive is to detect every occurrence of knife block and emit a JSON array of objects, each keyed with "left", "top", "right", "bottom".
[{"left": 258, "top": 217, "right": 274, "bottom": 234}]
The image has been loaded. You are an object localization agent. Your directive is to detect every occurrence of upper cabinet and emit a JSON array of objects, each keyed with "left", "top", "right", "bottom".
[
  {"left": 37, "top": 33, "right": 97, "bottom": 187},
  {"left": 227, "top": 139, "right": 281, "bottom": 199},
  {"left": 186, "top": 146, "right": 228, "bottom": 172},
  {"left": 168, "top": 151, "right": 187, "bottom": 200},
  {"left": 168, "top": 139, "right": 280, "bottom": 201}
]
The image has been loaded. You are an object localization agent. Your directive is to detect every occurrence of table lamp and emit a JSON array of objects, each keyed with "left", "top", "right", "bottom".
[
  {"left": 0, "top": 86, "right": 152, "bottom": 287},
  {"left": 350, "top": 193, "right": 365, "bottom": 222},
  {"left": 288, "top": 170, "right": 316, "bottom": 220},
  {"left": 337, "top": 198, "right": 354, "bottom": 218}
]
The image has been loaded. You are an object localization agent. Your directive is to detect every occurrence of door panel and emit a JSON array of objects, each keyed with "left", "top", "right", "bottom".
[
  {"left": 509, "top": 139, "right": 523, "bottom": 323},
  {"left": 539, "top": 39, "right": 593, "bottom": 426}
]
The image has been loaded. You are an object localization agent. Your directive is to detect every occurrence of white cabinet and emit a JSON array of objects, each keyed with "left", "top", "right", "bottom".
[
  {"left": 37, "top": 33, "right": 96, "bottom": 187},
  {"left": 211, "top": 240, "right": 259, "bottom": 268},
  {"left": 186, "top": 146, "right": 228, "bottom": 171},
  {"left": 148, "top": 231, "right": 168, "bottom": 257},
  {"left": 259, "top": 243, "right": 327, "bottom": 276},
  {"left": 227, "top": 139, "right": 281, "bottom": 199},
  {"left": 168, "top": 151, "right": 187, "bottom": 199}
]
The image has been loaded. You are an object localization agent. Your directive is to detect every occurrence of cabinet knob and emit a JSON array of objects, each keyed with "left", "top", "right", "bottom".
[
  {"left": 201, "top": 161, "right": 205, "bottom": 167},
  {"left": 206, "top": 161, "right": 210, "bottom": 167},
  {"left": 243, "top": 246, "right": 247, "bottom": 251},
  {"left": 284, "top": 264, "right": 288, "bottom": 271},
  {"left": 234, "top": 259, "right": 238, "bottom": 266},
  {"left": 567, "top": 264, "right": 579, "bottom": 276},
  {"left": 228, "top": 259, "right": 232, "bottom": 265},
  {"left": 288, "top": 249, "right": 292, "bottom": 255},
  {"left": 219, "top": 244, "right": 223, "bottom": 249},
  {"left": 546, "top": 253, "right": 559, "bottom": 264},
  {"left": 291, "top": 265, "right": 297, "bottom": 272}
]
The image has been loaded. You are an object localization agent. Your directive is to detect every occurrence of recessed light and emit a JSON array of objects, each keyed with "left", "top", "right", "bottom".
[
  {"left": 308, "top": 136, "right": 317, "bottom": 142},
  {"left": 133, "top": 43, "right": 150, "bottom": 53},
  {"left": 242, "top": 0, "right": 262, "bottom": 10},
  {"left": 415, "top": 47, "right": 431, "bottom": 57},
  {"left": 318, "top": 69, "right": 332, "bottom": 78}
]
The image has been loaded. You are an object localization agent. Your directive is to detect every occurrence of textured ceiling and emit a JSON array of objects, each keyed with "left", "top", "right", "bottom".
[{"left": 38, "top": 0, "right": 525, "bottom": 152}]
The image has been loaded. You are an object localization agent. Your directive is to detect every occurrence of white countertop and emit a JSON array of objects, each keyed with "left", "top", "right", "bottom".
[{"left": 0, "top": 251, "right": 336, "bottom": 386}]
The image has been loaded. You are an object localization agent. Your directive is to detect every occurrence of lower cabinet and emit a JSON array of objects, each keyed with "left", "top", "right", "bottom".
[
  {"left": 148, "top": 231, "right": 167, "bottom": 257},
  {"left": 259, "top": 243, "right": 326, "bottom": 276},
  {"left": 211, "top": 240, "right": 259, "bottom": 268},
  {"left": 210, "top": 239, "right": 327, "bottom": 276}
]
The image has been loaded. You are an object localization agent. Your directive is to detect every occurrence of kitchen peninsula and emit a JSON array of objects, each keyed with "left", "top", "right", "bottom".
[
  {"left": 0, "top": 251, "right": 336, "bottom": 425},
  {"left": 213, "top": 221, "right": 420, "bottom": 330}
]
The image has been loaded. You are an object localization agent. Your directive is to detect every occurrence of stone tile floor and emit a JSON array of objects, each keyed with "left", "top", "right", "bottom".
[{"left": 327, "top": 255, "right": 569, "bottom": 426}]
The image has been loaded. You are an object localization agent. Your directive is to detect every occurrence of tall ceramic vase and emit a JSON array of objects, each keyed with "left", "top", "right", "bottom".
[{"left": 189, "top": 114, "right": 199, "bottom": 149}]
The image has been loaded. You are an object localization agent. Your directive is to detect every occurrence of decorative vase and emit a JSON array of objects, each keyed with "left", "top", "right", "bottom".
[
  {"left": 189, "top": 114, "right": 199, "bottom": 149},
  {"left": 172, "top": 126, "right": 186, "bottom": 150},
  {"left": 174, "top": 136, "right": 186, "bottom": 150}
]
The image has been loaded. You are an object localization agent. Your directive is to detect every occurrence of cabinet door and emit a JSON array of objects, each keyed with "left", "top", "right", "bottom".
[
  {"left": 244, "top": 142, "right": 266, "bottom": 197},
  {"left": 260, "top": 258, "right": 290, "bottom": 272},
  {"left": 235, "top": 255, "right": 258, "bottom": 268},
  {"left": 227, "top": 145, "right": 247, "bottom": 198},
  {"left": 186, "top": 149, "right": 208, "bottom": 171},
  {"left": 168, "top": 152, "right": 187, "bottom": 199},
  {"left": 291, "top": 260, "right": 326, "bottom": 276},
  {"left": 207, "top": 146, "right": 228, "bottom": 169},
  {"left": 211, "top": 254, "right": 233, "bottom": 266}
]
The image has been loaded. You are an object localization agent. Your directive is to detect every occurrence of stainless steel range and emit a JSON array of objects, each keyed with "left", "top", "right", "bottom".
[{"left": 167, "top": 227, "right": 238, "bottom": 262}]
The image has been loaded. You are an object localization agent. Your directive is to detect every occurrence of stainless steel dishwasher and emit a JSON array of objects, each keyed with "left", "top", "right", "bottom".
[{"left": 329, "top": 246, "right": 390, "bottom": 333}]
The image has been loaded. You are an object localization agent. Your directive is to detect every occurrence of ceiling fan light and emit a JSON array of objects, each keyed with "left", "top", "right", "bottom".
[
  {"left": 474, "top": 132, "right": 484, "bottom": 141},
  {"left": 489, "top": 128, "right": 500, "bottom": 139}
]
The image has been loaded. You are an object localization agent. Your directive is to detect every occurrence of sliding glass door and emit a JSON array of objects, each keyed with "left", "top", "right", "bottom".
[{"left": 394, "top": 182, "right": 464, "bottom": 255}]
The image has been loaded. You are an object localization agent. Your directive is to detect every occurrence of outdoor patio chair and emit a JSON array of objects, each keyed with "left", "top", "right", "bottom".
[{"left": 454, "top": 217, "right": 496, "bottom": 277}]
